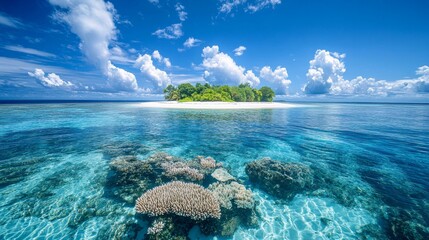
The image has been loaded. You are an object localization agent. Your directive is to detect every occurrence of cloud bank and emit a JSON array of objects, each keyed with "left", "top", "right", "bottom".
[
  {"left": 201, "top": 45, "right": 260, "bottom": 86},
  {"left": 303, "top": 49, "right": 429, "bottom": 96},
  {"left": 49, "top": 0, "right": 138, "bottom": 92}
]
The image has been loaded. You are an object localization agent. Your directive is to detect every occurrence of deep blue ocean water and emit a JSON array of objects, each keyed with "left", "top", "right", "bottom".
[{"left": 0, "top": 102, "right": 428, "bottom": 239}]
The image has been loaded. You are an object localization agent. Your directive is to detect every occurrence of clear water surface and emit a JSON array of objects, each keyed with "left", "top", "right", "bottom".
[{"left": 0, "top": 102, "right": 428, "bottom": 239}]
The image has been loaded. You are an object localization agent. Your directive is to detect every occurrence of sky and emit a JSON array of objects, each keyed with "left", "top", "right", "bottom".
[{"left": 0, "top": 0, "right": 428, "bottom": 101}]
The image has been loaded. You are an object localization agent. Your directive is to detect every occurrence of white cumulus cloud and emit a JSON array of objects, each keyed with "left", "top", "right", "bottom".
[
  {"left": 260, "top": 66, "right": 291, "bottom": 94},
  {"left": 175, "top": 3, "right": 187, "bottom": 21},
  {"left": 201, "top": 45, "right": 260, "bottom": 86},
  {"left": 28, "top": 68, "right": 74, "bottom": 88},
  {"left": 163, "top": 58, "right": 172, "bottom": 68},
  {"left": 234, "top": 46, "right": 246, "bottom": 56},
  {"left": 219, "top": 0, "right": 281, "bottom": 14},
  {"left": 414, "top": 66, "right": 429, "bottom": 93},
  {"left": 183, "top": 37, "right": 202, "bottom": 48},
  {"left": 110, "top": 46, "right": 125, "bottom": 56},
  {"left": 153, "top": 23, "right": 183, "bottom": 39},
  {"left": 49, "top": 0, "right": 138, "bottom": 92},
  {"left": 107, "top": 61, "right": 138, "bottom": 91},
  {"left": 219, "top": 0, "right": 245, "bottom": 14},
  {"left": 135, "top": 54, "right": 171, "bottom": 92},
  {"left": 148, "top": 0, "right": 159, "bottom": 5},
  {"left": 248, "top": 0, "right": 281, "bottom": 12},
  {"left": 416, "top": 65, "right": 429, "bottom": 76},
  {"left": 152, "top": 50, "right": 162, "bottom": 62},
  {"left": 303, "top": 49, "right": 346, "bottom": 94},
  {"left": 151, "top": 50, "right": 171, "bottom": 68}
]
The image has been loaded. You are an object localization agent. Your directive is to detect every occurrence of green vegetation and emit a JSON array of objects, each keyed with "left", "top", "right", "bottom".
[{"left": 164, "top": 83, "right": 275, "bottom": 102}]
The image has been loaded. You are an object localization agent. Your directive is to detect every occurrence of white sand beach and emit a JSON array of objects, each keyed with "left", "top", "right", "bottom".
[{"left": 140, "top": 101, "right": 297, "bottom": 109}]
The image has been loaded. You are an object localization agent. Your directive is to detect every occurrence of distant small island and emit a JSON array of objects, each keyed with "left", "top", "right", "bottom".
[{"left": 163, "top": 83, "right": 275, "bottom": 102}]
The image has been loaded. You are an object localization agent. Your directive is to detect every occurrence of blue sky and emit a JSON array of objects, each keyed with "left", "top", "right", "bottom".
[{"left": 0, "top": 0, "right": 428, "bottom": 101}]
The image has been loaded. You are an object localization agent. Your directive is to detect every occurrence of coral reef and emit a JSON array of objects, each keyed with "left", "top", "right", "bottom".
[
  {"left": 102, "top": 141, "right": 151, "bottom": 159},
  {"left": 0, "top": 157, "right": 50, "bottom": 188},
  {"left": 383, "top": 207, "right": 429, "bottom": 240},
  {"left": 105, "top": 151, "right": 258, "bottom": 238},
  {"left": 106, "top": 152, "right": 221, "bottom": 203},
  {"left": 245, "top": 158, "right": 314, "bottom": 199},
  {"left": 201, "top": 181, "right": 258, "bottom": 236},
  {"left": 110, "top": 156, "right": 154, "bottom": 184},
  {"left": 161, "top": 162, "right": 204, "bottom": 182},
  {"left": 143, "top": 217, "right": 192, "bottom": 240},
  {"left": 146, "top": 153, "right": 222, "bottom": 184},
  {"left": 147, "top": 220, "right": 165, "bottom": 235},
  {"left": 135, "top": 181, "right": 221, "bottom": 220},
  {"left": 199, "top": 156, "right": 217, "bottom": 169},
  {"left": 244, "top": 158, "right": 429, "bottom": 239},
  {"left": 209, "top": 181, "right": 254, "bottom": 209},
  {"left": 146, "top": 152, "right": 179, "bottom": 164},
  {"left": 107, "top": 155, "right": 155, "bottom": 203},
  {"left": 199, "top": 205, "right": 259, "bottom": 237}
]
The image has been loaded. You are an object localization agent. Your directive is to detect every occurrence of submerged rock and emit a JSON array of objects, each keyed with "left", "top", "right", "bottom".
[
  {"left": 211, "top": 168, "right": 235, "bottom": 182},
  {"left": 245, "top": 158, "right": 314, "bottom": 200}
]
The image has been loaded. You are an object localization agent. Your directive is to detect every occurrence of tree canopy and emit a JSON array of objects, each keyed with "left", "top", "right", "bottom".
[{"left": 164, "top": 83, "right": 275, "bottom": 102}]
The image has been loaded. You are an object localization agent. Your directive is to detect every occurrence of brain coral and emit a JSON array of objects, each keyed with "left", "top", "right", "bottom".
[{"left": 135, "top": 181, "right": 221, "bottom": 220}]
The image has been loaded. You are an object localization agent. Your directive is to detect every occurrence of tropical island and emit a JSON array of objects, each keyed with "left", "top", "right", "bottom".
[
  {"left": 140, "top": 83, "right": 294, "bottom": 109},
  {"left": 163, "top": 83, "right": 275, "bottom": 102}
]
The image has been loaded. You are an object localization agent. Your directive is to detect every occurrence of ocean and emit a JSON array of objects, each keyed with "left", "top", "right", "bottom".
[{"left": 0, "top": 102, "right": 428, "bottom": 239}]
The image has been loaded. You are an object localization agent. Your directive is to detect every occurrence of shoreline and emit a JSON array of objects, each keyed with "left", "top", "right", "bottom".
[{"left": 139, "top": 101, "right": 297, "bottom": 109}]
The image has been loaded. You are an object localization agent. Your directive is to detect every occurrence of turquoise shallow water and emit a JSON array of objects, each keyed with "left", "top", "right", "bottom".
[{"left": 0, "top": 102, "right": 428, "bottom": 239}]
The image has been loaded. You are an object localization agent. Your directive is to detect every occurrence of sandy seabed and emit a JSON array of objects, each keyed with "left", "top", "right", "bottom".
[{"left": 140, "top": 101, "right": 297, "bottom": 109}]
